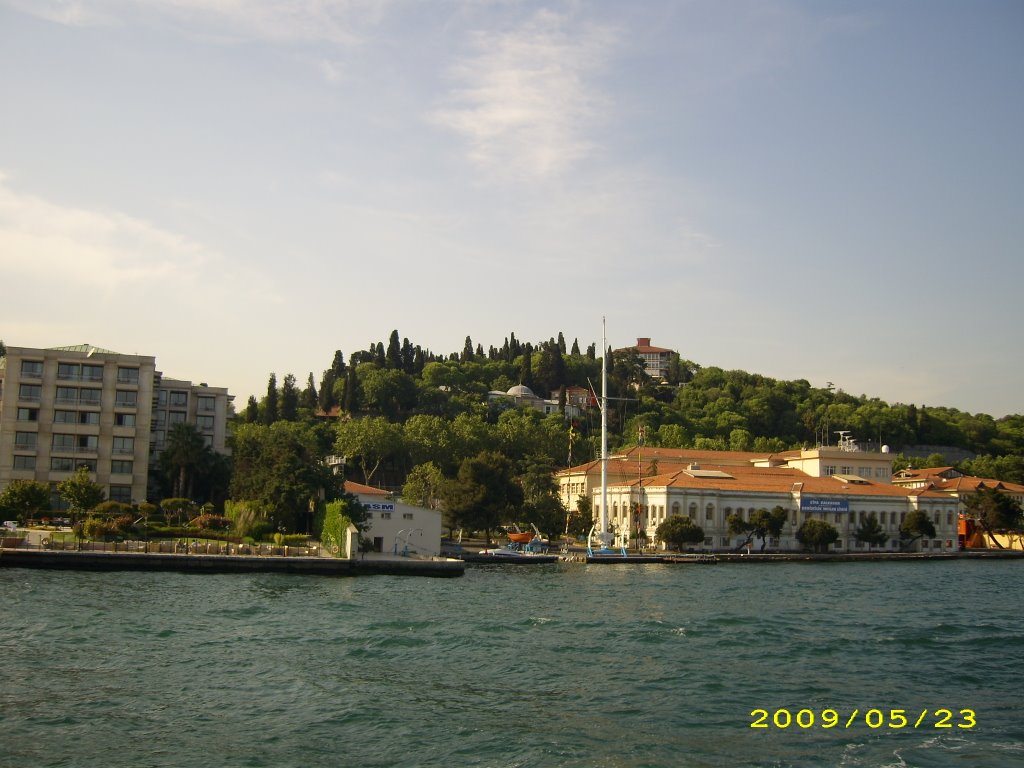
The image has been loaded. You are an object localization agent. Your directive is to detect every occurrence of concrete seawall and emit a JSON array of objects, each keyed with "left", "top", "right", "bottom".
[{"left": 0, "top": 548, "right": 465, "bottom": 578}]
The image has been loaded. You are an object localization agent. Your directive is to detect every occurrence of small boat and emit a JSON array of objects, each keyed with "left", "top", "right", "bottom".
[
  {"left": 463, "top": 540, "right": 559, "bottom": 564},
  {"left": 506, "top": 531, "right": 535, "bottom": 544}
]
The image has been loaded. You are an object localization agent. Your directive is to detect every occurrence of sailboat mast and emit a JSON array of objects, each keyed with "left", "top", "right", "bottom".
[{"left": 600, "top": 317, "right": 609, "bottom": 539}]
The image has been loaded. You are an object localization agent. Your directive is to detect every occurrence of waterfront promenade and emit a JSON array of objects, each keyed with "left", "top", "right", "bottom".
[{"left": 0, "top": 545, "right": 466, "bottom": 577}]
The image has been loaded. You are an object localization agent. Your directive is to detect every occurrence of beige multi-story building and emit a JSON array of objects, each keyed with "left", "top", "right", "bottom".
[
  {"left": 0, "top": 344, "right": 156, "bottom": 506},
  {"left": 150, "top": 375, "right": 232, "bottom": 459},
  {"left": 0, "top": 343, "right": 231, "bottom": 509},
  {"left": 616, "top": 337, "right": 674, "bottom": 381}
]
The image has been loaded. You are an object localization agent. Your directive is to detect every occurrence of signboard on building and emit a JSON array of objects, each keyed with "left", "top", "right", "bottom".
[
  {"left": 799, "top": 497, "right": 849, "bottom": 513},
  {"left": 365, "top": 502, "right": 396, "bottom": 512}
]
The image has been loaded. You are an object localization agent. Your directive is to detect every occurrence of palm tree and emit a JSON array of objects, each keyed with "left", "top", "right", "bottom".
[{"left": 161, "top": 423, "right": 210, "bottom": 499}]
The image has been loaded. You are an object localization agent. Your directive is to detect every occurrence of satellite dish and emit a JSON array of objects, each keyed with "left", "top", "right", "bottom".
[{"left": 881, "top": 445, "right": 890, "bottom": 454}]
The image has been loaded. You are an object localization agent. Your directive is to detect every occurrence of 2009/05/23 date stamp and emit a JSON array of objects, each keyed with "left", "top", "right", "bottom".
[{"left": 750, "top": 708, "right": 977, "bottom": 730}]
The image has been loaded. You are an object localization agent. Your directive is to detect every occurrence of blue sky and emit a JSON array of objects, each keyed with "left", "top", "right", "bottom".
[{"left": 1, "top": 0, "right": 1021, "bottom": 418}]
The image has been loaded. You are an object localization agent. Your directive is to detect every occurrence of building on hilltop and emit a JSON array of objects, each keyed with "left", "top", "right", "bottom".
[
  {"left": 615, "top": 337, "right": 675, "bottom": 381},
  {"left": 486, "top": 384, "right": 584, "bottom": 419},
  {"left": 0, "top": 343, "right": 231, "bottom": 508}
]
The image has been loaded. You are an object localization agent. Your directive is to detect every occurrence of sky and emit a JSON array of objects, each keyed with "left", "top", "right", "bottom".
[{"left": 1, "top": 0, "right": 1022, "bottom": 418}]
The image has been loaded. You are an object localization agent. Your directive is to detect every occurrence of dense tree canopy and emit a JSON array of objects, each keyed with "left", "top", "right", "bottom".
[{"left": 226, "top": 328, "right": 1024, "bottom": 539}]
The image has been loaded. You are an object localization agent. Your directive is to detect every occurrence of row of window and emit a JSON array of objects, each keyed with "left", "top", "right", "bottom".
[
  {"left": 598, "top": 503, "right": 956, "bottom": 530},
  {"left": 364, "top": 512, "right": 416, "bottom": 521},
  {"left": 13, "top": 432, "right": 135, "bottom": 453},
  {"left": 19, "top": 361, "right": 141, "bottom": 384},
  {"left": 18, "top": 384, "right": 139, "bottom": 407},
  {"left": 17, "top": 408, "right": 137, "bottom": 426},
  {"left": 12, "top": 455, "right": 133, "bottom": 474},
  {"left": 822, "top": 465, "right": 889, "bottom": 478}
]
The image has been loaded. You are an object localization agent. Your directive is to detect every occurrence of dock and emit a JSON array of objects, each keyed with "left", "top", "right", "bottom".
[{"left": 0, "top": 547, "right": 465, "bottom": 578}]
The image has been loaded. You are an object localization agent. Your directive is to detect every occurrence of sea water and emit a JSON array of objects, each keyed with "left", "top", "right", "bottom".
[{"left": 1, "top": 560, "right": 1021, "bottom": 767}]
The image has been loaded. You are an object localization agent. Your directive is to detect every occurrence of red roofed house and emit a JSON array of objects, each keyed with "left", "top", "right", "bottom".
[{"left": 616, "top": 337, "right": 675, "bottom": 381}]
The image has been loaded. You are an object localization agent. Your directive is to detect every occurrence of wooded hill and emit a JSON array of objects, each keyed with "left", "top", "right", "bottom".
[{"left": 239, "top": 329, "right": 1024, "bottom": 489}]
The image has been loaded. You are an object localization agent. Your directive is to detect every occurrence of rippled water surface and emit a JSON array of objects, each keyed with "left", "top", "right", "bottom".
[{"left": 1, "top": 560, "right": 1022, "bottom": 767}]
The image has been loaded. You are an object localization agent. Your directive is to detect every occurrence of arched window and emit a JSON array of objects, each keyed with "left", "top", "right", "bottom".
[
  {"left": 688, "top": 502, "right": 697, "bottom": 520},
  {"left": 672, "top": 502, "right": 680, "bottom": 517}
]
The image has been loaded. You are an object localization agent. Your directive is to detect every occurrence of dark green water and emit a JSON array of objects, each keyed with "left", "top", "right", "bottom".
[{"left": 1, "top": 560, "right": 1021, "bottom": 767}]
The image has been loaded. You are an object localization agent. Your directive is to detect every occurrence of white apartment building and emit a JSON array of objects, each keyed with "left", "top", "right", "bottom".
[{"left": 0, "top": 344, "right": 231, "bottom": 508}]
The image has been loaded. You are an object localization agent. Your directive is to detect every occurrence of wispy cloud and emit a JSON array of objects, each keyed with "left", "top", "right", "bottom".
[
  {"left": 0, "top": 173, "right": 280, "bottom": 307},
  {"left": 4, "top": 0, "right": 386, "bottom": 45},
  {"left": 430, "top": 9, "right": 617, "bottom": 180}
]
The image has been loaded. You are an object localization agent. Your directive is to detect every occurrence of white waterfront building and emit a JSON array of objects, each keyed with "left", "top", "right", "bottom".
[
  {"left": 344, "top": 480, "right": 443, "bottom": 558},
  {"left": 558, "top": 443, "right": 960, "bottom": 553}
]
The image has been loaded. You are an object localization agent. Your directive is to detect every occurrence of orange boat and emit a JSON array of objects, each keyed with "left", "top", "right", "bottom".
[{"left": 507, "top": 531, "right": 534, "bottom": 544}]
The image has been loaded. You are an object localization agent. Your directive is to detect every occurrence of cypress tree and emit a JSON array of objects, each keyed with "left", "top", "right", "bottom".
[
  {"left": 281, "top": 373, "right": 299, "bottom": 421},
  {"left": 245, "top": 395, "right": 259, "bottom": 423},
  {"left": 386, "top": 330, "right": 402, "bottom": 369},
  {"left": 264, "top": 373, "right": 278, "bottom": 425},
  {"left": 301, "top": 372, "right": 318, "bottom": 411},
  {"left": 318, "top": 370, "right": 337, "bottom": 412},
  {"left": 462, "top": 336, "right": 474, "bottom": 361}
]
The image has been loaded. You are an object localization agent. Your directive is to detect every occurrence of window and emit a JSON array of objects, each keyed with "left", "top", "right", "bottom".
[
  {"left": 19, "top": 384, "right": 42, "bottom": 401},
  {"left": 198, "top": 396, "right": 216, "bottom": 412},
  {"left": 78, "top": 389, "right": 101, "bottom": 405},
  {"left": 169, "top": 391, "right": 188, "bottom": 407},
  {"left": 13, "top": 455, "right": 36, "bottom": 470},
  {"left": 111, "top": 460, "right": 133, "bottom": 475},
  {"left": 76, "top": 435, "right": 98, "bottom": 451},
  {"left": 403, "top": 513, "right": 414, "bottom": 520},
  {"left": 823, "top": 465, "right": 836, "bottom": 476},
  {"left": 168, "top": 411, "right": 186, "bottom": 425},
  {"left": 79, "top": 412, "right": 99, "bottom": 425},
  {"left": 52, "top": 434, "right": 75, "bottom": 451},
  {"left": 876, "top": 467, "right": 887, "bottom": 478},
  {"left": 115, "top": 390, "right": 137, "bottom": 407},
  {"left": 50, "top": 457, "right": 75, "bottom": 472},
  {"left": 57, "top": 363, "right": 81, "bottom": 380},
  {"left": 153, "top": 410, "right": 167, "bottom": 426},
  {"left": 152, "top": 430, "right": 165, "bottom": 448},
  {"left": 15, "top": 432, "right": 38, "bottom": 449},
  {"left": 54, "top": 410, "right": 76, "bottom": 424},
  {"left": 56, "top": 386, "right": 78, "bottom": 404},
  {"left": 115, "top": 413, "right": 136, "bottom": 427},
  {"left": 380, "top": 512, "right": 392, "bottom": 520},
  {"left": 117, "top": 367, "right": 140, "bottom": 384},
  {"left": 20, "top": 360, "right": 43, "bottom": 377},
  {"left": 75, "top": 459, "right": 97, "bottom": 472},
  {"left": 113, "top": 437, "right": 134, "bottom": 455},
  {"left": 109, "top": 486, "right": 132, "bottom": 503},
  {"left": 81, "top": 364, "right": 103, "bottom": 382},
  {"left": 158, "top": 390, "right": 167, "bottom": 406},
  {"left": 705, "top": 505, "right": 714, "bottom": 521},
  {"left": 196, "top": 415, "right": 214, "bottom": 430},
  {"left": 17, "top": 408, "right": 39, "bottom": 422}
]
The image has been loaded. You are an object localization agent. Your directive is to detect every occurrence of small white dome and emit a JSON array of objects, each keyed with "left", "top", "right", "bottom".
[{"left": 507, "top": 384, "right": 537, "bottom": 398}]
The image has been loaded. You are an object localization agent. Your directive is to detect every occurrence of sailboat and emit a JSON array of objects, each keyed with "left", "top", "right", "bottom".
[{"left": 586, "top": 318, "right": 631, "bottom": 562}]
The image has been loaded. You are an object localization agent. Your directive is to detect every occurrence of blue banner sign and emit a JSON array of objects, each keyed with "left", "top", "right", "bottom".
[
  {"left": 365, "top": 502, "right": 396, "bottom": 512},
  {"left": 800, "top": 497, "right": 849, "bottom": 513}
]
